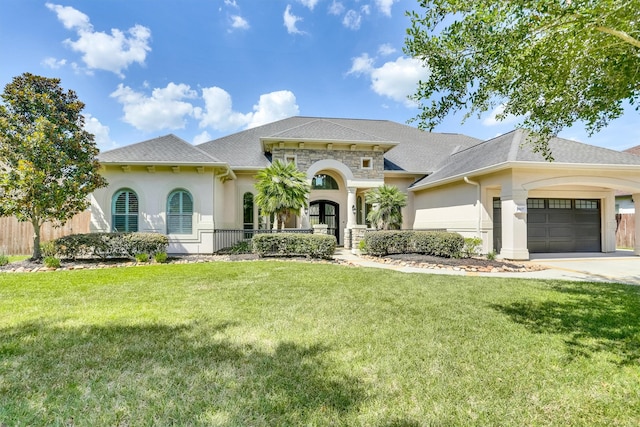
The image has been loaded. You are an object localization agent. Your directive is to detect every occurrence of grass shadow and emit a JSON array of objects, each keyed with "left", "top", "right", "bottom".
[
  {"left": 492, "top": 282, "right": 640, "bottom": 364},
  {"left": 0, "top": 320, "right": 364, "bottom": 425}
]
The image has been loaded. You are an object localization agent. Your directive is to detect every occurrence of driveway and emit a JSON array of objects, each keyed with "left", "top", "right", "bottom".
[
  {"left": 335, "top": 249, "right": 640, "bottom": 285},
  {"left": 526, "top": 251, "right": 640, "bottom": 285}
]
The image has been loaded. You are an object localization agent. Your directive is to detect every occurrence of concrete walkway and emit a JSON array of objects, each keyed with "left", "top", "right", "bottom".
[{"left": 333, "top": 249, "right": 640, "bottom": 285}]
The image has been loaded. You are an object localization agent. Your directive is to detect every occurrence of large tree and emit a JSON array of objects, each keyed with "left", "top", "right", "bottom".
[
  {"left": 405, "top": 0, "right": 640, "bottom": 159},
  {"left": 0, "top": 73, "right": 107, "bottom": 260},
  {"left": 366, "top": 185, "right": 407, "bottom": 230},
  {"left": 254, "top": 160, "right": 310, "bottom": 230}
]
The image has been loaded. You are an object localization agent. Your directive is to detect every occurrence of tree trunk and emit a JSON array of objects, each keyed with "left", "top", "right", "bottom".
[{"left": 31, "top": 219, "right": 42, "bottom": 261}]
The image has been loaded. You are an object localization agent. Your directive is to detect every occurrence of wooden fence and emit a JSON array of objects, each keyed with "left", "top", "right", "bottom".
[
  {"left": 0, "top": 211, "right": 90, "bottom": 255},
  {"left": 616, "top": 213, "right": 635, "bottom": 249}
]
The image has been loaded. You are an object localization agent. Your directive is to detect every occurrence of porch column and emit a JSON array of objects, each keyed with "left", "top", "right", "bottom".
[
  {"left": 500, "top": 189, "right": 529, "bottom": 260},
  {"left": 633, "top": 194, "right": 640, "bottom": 255},
  {"left": 346, "top": 187, "right": 357, "bottom": 228}
]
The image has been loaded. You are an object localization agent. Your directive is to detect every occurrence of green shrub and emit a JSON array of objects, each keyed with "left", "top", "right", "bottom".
[
  {"left": 363, "top": 230, "right": 464, "bottom": 258},
  {"left": 252, "top": 233, "right": 336, "bottom": 259},
  {"left": 154, "top": 252, "right": 168, "bottom": 263},
  {"left": 0, "top": 253, "right": 8, "bottom": 266},
  {"left": 362, "top": 231, "right": 414, "bottom": 256},
  {"left": 135, "top": 253, "right": 149, "bottom": 263},
  {"left": 462, "top": 237, "right": 483, "bottom": 258},
  {"left": 54, "top": 232, "right": 169, "bottom": 260},
  {"left": 40, "top": 241, "right": 57, "bottom": 258},
  {"left": 43, "top": 256, "right": 60, "bottom": 269},
  {"left": 486, "top": 250, "right": 497, "bottom": 261},
  {"left": 358, "top": 239, "right": 367, "bottom": 253}
]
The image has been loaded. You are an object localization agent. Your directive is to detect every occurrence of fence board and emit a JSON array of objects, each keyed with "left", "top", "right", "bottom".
[
  {"left": 0, "top": 211, "right": 90, "bottom": 255},
  {"left": 616, "top": 213, "right": 635, "bottom": 249}
]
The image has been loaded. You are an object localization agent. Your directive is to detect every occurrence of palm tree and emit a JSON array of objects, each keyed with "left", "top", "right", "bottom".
[
  {"left": 254, "top": 160, "right": 310, "bottom": 230},
  {"left": 365, "top": 185, "right": 407, "bottom": 230}
]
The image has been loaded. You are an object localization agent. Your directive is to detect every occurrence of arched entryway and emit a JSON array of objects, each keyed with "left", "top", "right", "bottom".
[{"left": 309, "top": 200, "right": 339, "bottom": 242}]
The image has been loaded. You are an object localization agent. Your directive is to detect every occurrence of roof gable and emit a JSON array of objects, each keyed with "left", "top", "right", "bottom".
[{"left": 99, "top": 134, "right": 222, "bottom": 165}]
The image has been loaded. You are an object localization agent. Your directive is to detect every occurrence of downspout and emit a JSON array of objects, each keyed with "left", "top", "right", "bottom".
[{"left": 464, "top": 176, "right": 481, "bottom": 239}]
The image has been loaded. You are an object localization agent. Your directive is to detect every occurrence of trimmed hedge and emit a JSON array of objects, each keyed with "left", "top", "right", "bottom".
[
  {"left": 54, "top": 232, "right": 169, "bottom": 260},
  {"left": 252, "top": 233, "right": 336, "bottom": 259},
  {"left": 362, "top": 230, "right": 464, "bottom": 258}
]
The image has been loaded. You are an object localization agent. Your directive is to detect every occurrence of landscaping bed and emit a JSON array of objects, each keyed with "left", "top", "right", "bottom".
[{"left": 374, "top": 253, "right": 546, "bottom": 273}]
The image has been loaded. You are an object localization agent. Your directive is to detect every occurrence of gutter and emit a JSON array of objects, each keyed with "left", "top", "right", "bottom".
[{"left": 464, "top": 176, "right": 481, "bottom": 239}]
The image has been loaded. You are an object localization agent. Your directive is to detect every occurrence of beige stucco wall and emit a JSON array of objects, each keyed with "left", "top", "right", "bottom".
[
  {"left": 90, "top": 165, "right": 216, "bottom": 254},
  {"left": 384, "top": 176, "right": 418, "bottom": 229}
]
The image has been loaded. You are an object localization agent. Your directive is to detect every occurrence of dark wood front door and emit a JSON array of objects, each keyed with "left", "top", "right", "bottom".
[{"left": 309, "top": 200, "right": 339, "bottom": 242}]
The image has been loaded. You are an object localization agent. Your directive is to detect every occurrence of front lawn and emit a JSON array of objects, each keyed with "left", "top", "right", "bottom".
[{"left": 1, "top": 262, "right": 639, "bottom": 425}]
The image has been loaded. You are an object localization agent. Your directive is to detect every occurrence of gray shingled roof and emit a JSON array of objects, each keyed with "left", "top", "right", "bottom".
[
  {"left": 412, "top": 130, "right": 640, "bottom": 188},
  {"left": 196, "top": 116, "right": 480, "bottom": 171},
  {"left": 267, "top": 119, "right": 391, "bottom": 143},
  {"left": 99, "top": 134, "right": 223, "bottom": 164}
]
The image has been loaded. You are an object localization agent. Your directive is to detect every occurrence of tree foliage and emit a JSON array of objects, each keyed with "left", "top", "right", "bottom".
[
  {"left": 365, "top": 185, "right": 407, "bottom": 230},
  {"left": 0, "top": 73, "right": 107, "bottom": 259},
  {"left": 254, "top": 160, "right": 310, "bottom": 230},
  {"left": 405, "top": 0, "right": 640, "bottom": 159}
]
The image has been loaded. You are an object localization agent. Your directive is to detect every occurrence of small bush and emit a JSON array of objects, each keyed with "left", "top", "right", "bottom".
[
  {"left": 252, "top": 233, "right": 336, "bottom": 259},
  {"left": 363, "top": 230, "right": 464, "bottom": 258},
  {"left": 43, "top": 256, "right": 60, "bottom": 269},
  {"left": 40, "top": 241, "right": 57, "bottom": 258},
  {"left": 0, "top": 253, "right": 8, "bottom": 266},
  {"left": 462, "top": 237, "right": 483, "bottom": 258},
  {"left": 154, "top": 252, "right": 168, "bottom": 263},
  {"left": 54, "top": 232, "right": 168, "bottom": 260},
  {"left": 135, "top": 253, "right": 149, "bottom": 263},
  {"left": 487, "top": 250, "right": 497, "bottom": 261},
  {"left": 358, "top": 239, "right": 367, "bottom": 253}
]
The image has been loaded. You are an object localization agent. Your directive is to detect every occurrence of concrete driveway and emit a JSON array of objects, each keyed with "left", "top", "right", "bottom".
[
  {"left": 335, "top": 249, "right": 640, "bottom": 285},
  {"left": 526, "top": 251, "right": 640, "bottom": 285}
]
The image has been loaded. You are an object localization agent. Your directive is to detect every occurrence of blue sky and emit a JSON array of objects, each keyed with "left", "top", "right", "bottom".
[{"left": 1, "top": 0, "right": 638, "bottom": 152}]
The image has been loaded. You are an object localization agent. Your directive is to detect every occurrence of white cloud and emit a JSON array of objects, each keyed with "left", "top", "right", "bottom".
[
  {"left": 375, "top": 0, "right": 398, "bottom": 16},
  {"left": 246, "top": 90, "right": 300, "bottom": 128},
  {"left": 361, "top": 5, "right": 371, "bottom": 15},
  {"left": 193, "top": 131, "right": 212, "bottom": 145},
  {"left": 230, "top": 15, "right": 250, "bottom": 30},
  {"left": 297, "top": 0, "right": 319, "bottom": 10},
  {"left": 328, "top": 1, "right": 344, "bottom": 15},
  {"left": 347, "top": 53, "right": 374, "bottom": 75},
  {"left": 482, "top": 104, "right": 520, "bottom": 127},
  {"left": 110, "top": 83, "right": 197, "bottom": 132},
  {"left": 370, "top": 57, "right": 429, "bottom": 106},
  {"left": 42, "top": 57, "right": 67, "bottom": 69},
  {"left": 224, "top": 0, "right": 238, "bottom": 7},
  {"left": 283, "top": 5, "right": 305, "bottom": 34},
  {"left": 348, "top": 55, "right": 429, "bottom": 107},
  {"left": 84, "top": 114, "right": 118, "bottom": 151},
  {"left": 378, "top": 43, "right": 396, "bottom": 56},
  {"left": 197, "top": 87, "right": 299, "bottom": 131},
  {"left": 197, "top": 87, "right": 251, "bottom": 131},
  {"left": 343, "top": 10, "right": 361, "bottom": 30},
  {"left": 45, "top": 3, "right": 91, "bottom": 31},
  {"left": 47, "top": 3, "right": 151, "bottom": 77}
]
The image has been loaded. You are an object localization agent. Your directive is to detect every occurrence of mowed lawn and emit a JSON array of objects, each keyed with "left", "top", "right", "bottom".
[{"left": 1, "top": 261, "right": 639, "bottom": 426}]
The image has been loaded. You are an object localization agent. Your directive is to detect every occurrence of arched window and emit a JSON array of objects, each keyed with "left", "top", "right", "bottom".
[
  {"left": 167, "top": 190, "right": 193, "bottom": 234},
  {"left": 243, "top": 192, "right": 254, "bottom": 230},
  {"left": 311, "top": 174, "right": 339, "bottom": 190},
  {"left": 112, "top": 189, "right": 138, "bottom": 232}
]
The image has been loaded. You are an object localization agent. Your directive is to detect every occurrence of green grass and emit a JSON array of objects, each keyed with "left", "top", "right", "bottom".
[{"left": 1, "top": 261, "right": 639, "bottom": 426}]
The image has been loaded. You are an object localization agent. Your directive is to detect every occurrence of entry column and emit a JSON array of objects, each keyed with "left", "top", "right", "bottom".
[
  {"left": 634, "top": 194, "right": 640, "bottom": 255},
  {"left": 500, "top": 189, "right": 529, "bottom": 260}
]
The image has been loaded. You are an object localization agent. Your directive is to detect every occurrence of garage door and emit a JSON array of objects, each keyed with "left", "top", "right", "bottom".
[{"left": 527, "top": 198, "right": 601, "bottom": 253}]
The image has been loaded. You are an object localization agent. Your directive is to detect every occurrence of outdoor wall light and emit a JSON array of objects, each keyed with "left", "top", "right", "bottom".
[{"left": 352, "top": 204, "right": 356, "bottom": 215}]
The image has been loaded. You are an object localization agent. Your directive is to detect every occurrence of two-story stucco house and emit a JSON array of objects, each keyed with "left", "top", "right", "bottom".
[{"left": 90, "top": 116, "right": 640, "bottom": 260}]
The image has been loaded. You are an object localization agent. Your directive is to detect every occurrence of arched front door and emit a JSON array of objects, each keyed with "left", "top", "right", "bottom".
[{"left": 309, "top": 200, "right": 339, "bottom": 242}]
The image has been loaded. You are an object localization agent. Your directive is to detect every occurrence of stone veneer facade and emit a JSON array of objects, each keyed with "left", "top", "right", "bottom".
[{"left": 272, "top": 148, "right": 385, "bottom": 180}]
